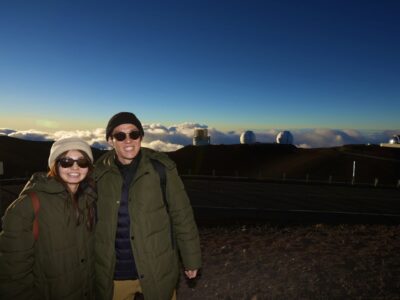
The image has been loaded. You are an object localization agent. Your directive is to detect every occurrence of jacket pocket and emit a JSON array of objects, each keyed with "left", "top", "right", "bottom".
[{"left": 141, "top": 209, "right": 171, "bottom": 256}]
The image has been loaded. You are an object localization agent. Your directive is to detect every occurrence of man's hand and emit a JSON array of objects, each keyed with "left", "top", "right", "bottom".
[{"left": 184, "top": 269, "right": 198, "bottom": 279}]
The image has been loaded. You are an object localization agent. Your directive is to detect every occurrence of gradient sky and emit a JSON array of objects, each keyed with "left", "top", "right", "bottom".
[{"left": 0, "top": 0, "right": 399, "bottom": 133}]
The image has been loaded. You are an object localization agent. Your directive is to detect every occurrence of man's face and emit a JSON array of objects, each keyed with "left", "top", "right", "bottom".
[{"left": 108, "top": 123, "right": 142, "bottom": 165}]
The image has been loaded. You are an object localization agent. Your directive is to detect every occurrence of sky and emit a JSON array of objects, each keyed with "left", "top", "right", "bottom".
[{"left": 0, "top": 0, "right": 399, "bottom": 150}]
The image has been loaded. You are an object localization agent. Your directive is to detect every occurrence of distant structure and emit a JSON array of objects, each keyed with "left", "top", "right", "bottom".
[
  {"left": 240, "top": 131, "right": 256, "bottom": 144},
  {"left": 389, "top": 135, "right": 400, "bottom": 144},
  {"left": 380, "top": 134, "right": 400, "bottom": 148},
  {"left": 193, "top": 128, "right": 210, "bottom": 146},
  {"left": 276, "top": 131, "right": 294, "bottom": 144}
]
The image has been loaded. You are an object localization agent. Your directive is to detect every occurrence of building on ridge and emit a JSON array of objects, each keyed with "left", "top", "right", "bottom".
[
  {"left": 276, "top": 131, "right": 294, "bottom": 144},
  {"left": 193, "top": 128, "right": 210, "bottom": 146},
  {"left": 240, "top": 131, "right": 256, "bottom": 144}
]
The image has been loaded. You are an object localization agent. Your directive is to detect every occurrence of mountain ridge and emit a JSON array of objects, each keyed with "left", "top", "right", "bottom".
[{"left": 1, "top": 136, "right": 399, "bottom": 185}]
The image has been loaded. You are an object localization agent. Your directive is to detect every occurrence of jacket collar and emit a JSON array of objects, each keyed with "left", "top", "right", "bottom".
[
  {"left": 94, "top": 150, "right": 119, "bottom": 180},
  {"left": 94, "top": 148, "right": 154, "bottom": 181}
]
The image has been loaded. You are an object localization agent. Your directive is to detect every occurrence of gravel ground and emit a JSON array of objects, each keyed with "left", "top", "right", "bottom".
[{"left": 177, "top": 223, "right": 400, "bottom": 300}]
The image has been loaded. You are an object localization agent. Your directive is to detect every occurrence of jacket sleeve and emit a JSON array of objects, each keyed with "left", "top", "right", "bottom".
[
  {"left": 166, "top": 167, "right": 202, "bottom": 270},
  {"left": 0, "top": 195, "right": 36, "bottom": 300}
]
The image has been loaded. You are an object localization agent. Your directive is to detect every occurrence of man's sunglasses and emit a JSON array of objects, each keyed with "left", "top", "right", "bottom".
[
  {"left": 112, "top": 131, "right": 141, "bottom": 142},
  {"left": 58, "top": 157, "right": 91, "bottom": 168}
]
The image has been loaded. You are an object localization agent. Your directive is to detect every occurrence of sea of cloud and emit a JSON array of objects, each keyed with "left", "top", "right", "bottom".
[{"left": 0, "top": 124, "right": 397, "bottom": 152}]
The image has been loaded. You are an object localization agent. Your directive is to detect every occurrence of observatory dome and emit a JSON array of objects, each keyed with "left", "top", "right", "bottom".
[
  {"left": 240, "top": 131, "right": 256, "bottom": 144},
  {"left": 276, "top": 131, "right": 294, "bottom": 144},
  {"left": 389, "top": 135, "right": 400, "bottom": 144}
]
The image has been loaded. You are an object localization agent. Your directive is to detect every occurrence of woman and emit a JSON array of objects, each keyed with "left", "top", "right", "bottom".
[{"left": 0, "top": 137, "right": 97, "bottom": 300}]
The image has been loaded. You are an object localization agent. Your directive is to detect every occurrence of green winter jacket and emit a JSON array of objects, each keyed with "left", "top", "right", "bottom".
[
  {"left": 94, "top": 148, "right": 201, "bottom": 300},
  {"left": 0, "top": 173, "right": 96, "bottom": 300}
]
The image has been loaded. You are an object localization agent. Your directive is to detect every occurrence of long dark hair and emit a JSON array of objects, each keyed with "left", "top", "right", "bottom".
[{"left": 48, "top": 150, "right": 96, "bottom": 231}]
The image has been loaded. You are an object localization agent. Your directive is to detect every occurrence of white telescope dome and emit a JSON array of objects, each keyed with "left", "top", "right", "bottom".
[
  {"left": 389, "top": 135, "right": 400, "bottom": 144},
  {"left": 240, "top": 131, "right": 256, "bottom": 144},
  {"left": 276, "top": 131, "right": 294, "bottom": 144}
]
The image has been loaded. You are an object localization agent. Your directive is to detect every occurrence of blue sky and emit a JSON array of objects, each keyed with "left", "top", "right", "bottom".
[{"left": 0, "top": 0, "right": 399, "bottom": 148}]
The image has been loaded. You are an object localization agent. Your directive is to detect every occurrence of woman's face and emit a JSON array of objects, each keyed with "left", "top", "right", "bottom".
[{"left": 58, "top": 150, "right": 90, "bottom": 192}]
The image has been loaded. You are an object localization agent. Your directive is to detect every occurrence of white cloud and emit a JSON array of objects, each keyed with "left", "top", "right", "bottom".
[
  {"left": 142, "top": 140, "right": 183, "bottom": 152},
  {"left": 142, "top": 123, "right": 206, "bottom": 147},
  {"left": 0, "top": 128, "right": 17, "bottom": 136},
  {"left": 292, "top": 129, "right": 397, "bottom": 148},
  {"left": 8, "top": 129, "right": 53, "bottom": 142},
  {"left": 1, "top": 125, "right": 398, "bottom": 151}
]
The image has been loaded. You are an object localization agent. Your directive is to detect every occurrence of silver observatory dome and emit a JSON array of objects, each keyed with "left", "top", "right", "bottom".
[
  {"left": 389, "top": 135, "right": 400, "bottom": 144},
  {"left": 276, "top": 131, "right": 294, "bottom": 144},
  {"left": 240, "top": 131, "right": 256, "bottom": 144}
]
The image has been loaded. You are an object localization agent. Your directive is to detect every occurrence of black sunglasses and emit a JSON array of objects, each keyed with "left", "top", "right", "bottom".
[
  {"left": 112, "top": 131, "right": 141, "bottom": 141},
  {"left": 58, "top": 157, "right": 91, "bottom": 168}
]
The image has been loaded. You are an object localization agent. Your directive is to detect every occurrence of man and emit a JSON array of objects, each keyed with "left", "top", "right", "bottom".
[{"left": 94, "top": 112, "right": 201, "bottom": 300}]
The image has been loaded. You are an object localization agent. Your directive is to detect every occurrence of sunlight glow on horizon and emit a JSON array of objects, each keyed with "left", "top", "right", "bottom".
[{"left": 1, "top": 1, "right": 399, "bottom": 134}]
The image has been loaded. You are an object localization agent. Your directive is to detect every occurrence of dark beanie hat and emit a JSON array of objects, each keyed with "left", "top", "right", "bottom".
[{"left": 106, "top": 112, "right": 144, "bottom": 140}]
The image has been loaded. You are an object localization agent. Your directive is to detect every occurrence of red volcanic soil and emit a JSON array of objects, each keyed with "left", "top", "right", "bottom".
[{"left": 177, "top": 223, "right": 400, "bottom": 299}]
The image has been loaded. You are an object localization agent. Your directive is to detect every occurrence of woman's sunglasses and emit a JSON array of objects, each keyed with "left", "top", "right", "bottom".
[
  {"left": 112, "top": 131, "right": 141, "bottom": 141},
  {"left": 58, "top": 157, "right": 91, "bottom": 168}
]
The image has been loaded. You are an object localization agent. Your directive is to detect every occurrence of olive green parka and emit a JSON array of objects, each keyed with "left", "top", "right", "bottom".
[
  {"left": 0, "top": 173, "right": 96, "bottom": 300},
  {"left": 94, "top": 148, "right": 201, "bottom": 300}
]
